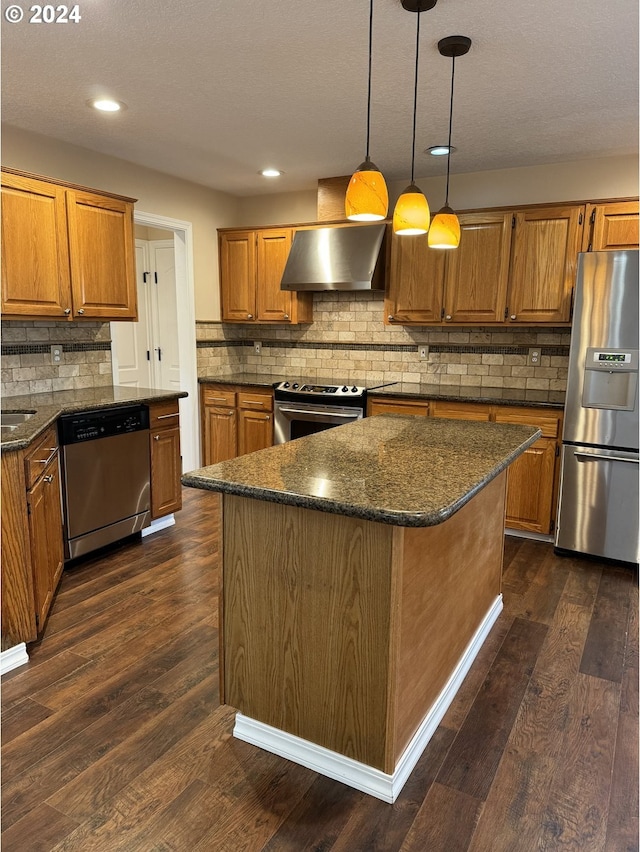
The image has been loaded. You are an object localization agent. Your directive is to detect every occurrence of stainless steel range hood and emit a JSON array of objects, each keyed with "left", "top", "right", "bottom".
[{"left": 280, "top": 223, "right": 387, "bottom": 291}]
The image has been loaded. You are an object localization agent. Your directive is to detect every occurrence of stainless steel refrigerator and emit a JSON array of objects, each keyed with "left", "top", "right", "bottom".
[{"left": 555, "top": 249, "right": 639, "bottom": 564}]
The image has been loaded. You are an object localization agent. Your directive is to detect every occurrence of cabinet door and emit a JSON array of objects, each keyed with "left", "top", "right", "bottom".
[
  {"left": 220, "top": 231, "right": 256, "bottom": 322},
  {"left": 508, "top": 206, "right": 584, "bottom": 323},
  {"left": 203, "top": 406, "right": 237, "bottom": 465},
  {"left": 27, "top": 454, "right": 64, "bottom": 630},
  {"left": 367, "top": 398, "right": 429, "bottom": 417},
  {"left": 238, "top": 409, "right": 273, "bottom": 456},
  {"left": 150, "top": 427, "right": 182, "bottom": 519},
  {"left": 586, "top": 201, "right": 639, "bottom": 251},
  {"left": 385, "top": 232, "right": 445, "bottom": 325},
  {"left": 503, "top": 437, "right": 557, "bottom": 534},
  {"left": 442, "top": 212, "right": 512, "bottom": 324},
  {"left": 66, "top": 190, "right": 137, "bottom": 320},
  {"left": 256, "top": 229, "right": 293, "bottom": 322},
  {"left": 1, "top": 172, "right": 71, "bottom": 318}
]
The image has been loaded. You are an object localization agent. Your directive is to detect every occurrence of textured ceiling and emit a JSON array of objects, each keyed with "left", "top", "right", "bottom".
[{"left": 2, "top": 0, "right": 638, "bottom": 196}]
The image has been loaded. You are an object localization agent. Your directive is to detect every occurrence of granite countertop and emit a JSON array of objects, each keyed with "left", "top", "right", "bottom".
[
  {"left": 182, "top": 414, "right": 541, "bottom": 527},
  {"left": 1, "top": 386, "right": 188, "bottom": 453},
  {"left": 198, "top": 372, "right": 564, "bottom": 409}
]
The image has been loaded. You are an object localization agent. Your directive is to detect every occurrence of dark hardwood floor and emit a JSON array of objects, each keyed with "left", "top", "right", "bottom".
[{"left": 2, "top": 488, "right": 637, "bottom": 851}]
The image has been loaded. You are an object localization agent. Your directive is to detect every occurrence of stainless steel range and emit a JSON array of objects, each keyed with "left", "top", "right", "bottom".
[{"left": 273, "top": 381, "right": 367, "bottom": 444}]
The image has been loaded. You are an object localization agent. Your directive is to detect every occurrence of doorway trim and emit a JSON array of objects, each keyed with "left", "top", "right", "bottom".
[{"left": 111, "top": 210, "right": 199, "bottom": 472}]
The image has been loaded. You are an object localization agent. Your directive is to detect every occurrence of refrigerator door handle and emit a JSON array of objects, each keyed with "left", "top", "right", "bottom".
[{"left": 574, "top": 451, "right": 639, "bottom": 464}]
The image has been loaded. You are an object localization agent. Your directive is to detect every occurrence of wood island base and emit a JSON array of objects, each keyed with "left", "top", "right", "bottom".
[{"left": 220, "top": 472, "right": 507, "bottom": 802}]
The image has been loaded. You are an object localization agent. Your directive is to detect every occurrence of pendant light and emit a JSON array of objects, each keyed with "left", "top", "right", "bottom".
[
  {"left": 345, "top": 0, "right": 388, "bottom": 221},
  {"left": 428, "top": 35, "right": 471, "bottom": 249},
  {"left": 393, "top": 0, "right": 437, "bottom": 236}
]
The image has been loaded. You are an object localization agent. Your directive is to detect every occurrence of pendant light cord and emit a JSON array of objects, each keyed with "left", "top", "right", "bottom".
[
  {"left": 364, "top": 0, "right": 374, "bottom": 161},
  {"left": 409, "top": 6, "right": 422, "bottom": 183},
  {"left": 444, "top": 53, "right": 456, "bottom": 205}
]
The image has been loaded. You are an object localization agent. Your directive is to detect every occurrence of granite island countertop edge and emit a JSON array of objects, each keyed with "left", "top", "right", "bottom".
[{"left": 182, "top": 417, "right": 542, "bottom": 527}]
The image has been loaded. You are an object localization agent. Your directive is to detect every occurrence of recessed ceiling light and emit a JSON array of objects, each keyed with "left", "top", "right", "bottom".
[
  {"left": 426, "top": 145, "right": 456, "bottom": 156},
  {"left": 89, "top": 98, "right": 126, "bottom": 112},
  {"left": 260, "top": 168, "right": 283, "bottom": 178}
]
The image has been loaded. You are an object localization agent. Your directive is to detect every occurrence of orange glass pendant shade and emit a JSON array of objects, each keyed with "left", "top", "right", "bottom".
[
  {"left": 428, "top": 205, "right": 460, "bottom": 248},
  {"left": 345, "top": 158, "right": 389, "bottom": 221},
  {"left": 393, "top": 184, "right": 430, "bottom": 235}
]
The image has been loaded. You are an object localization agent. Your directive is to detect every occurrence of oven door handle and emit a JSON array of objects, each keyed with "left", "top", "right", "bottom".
[{"left": 277, "top": 407, "right": 361, "bottom": 419}]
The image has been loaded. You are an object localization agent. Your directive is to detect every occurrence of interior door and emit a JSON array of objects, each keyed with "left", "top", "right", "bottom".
[
  {"left": 111, "top": 241, "right": 153, "bottom": 388},
  {"left": 150, "top": 241, "right": 181, "bottom": 390}
]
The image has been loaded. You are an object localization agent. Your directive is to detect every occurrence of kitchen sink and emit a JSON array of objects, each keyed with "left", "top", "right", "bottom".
[{"left": 1, "top": 411, "right": 35, "bottom": 425}]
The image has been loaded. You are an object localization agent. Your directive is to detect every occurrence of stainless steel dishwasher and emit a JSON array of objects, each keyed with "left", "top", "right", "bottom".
[{"left": 58, "top": 404, "right": 151, "bottom": 559}]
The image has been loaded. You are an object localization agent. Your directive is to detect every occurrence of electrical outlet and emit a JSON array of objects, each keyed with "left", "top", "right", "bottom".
[
  {"left": 253, "top": 341, "right": 262, "bottom": 356},
  {"left": 50, "top": 344, "right": 62, "bottom": 364},
  {"left": 528, "top": 347, "right": 541, "bottom": 366},
  {"left": 418, "top": 345, "right": 429, "bottom": 359}
]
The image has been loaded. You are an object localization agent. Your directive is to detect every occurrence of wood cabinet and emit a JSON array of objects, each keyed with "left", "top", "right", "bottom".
[
  {"left": 201, "top": 383, "right": 273, "bottom": 465},
  {"left": 219, "top": 228, "right": 312, "bottom": 324},
  {"left": 1, "top": 168, "right": 138, "bottom": 321},
  {"left": 507, "top": 205, "right": 584, "bottom": 324},
  {"left": 1, "top": 425, "right": 64, "bottom": 645},
  {"left": 386, "top": 202, "right": 585, "bottom": 327},
  {"left": 368, "top": 395, "right": 563, "bottom": 535},
  {"left": 149, "top": 400, "right": 182, "bottom": 519},
  {"left": 583, "top": 200, "right": 639, "bottom": 251}
]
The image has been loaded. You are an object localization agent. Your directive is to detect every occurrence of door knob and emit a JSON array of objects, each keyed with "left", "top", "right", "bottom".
[
  {"left": 77, "top": 309, "right": 85, "bottom": 315},
  {"left": 64, "top": 308, "right": 71, "bottom": 315},
  {"left": 283, "top": 314, "right": 289, "bottom": 320},
  {"left": 43, "top": 474, "right": 53, "bottom": 483},
  {"left": 510, "top": 314, "right": 517, "bottom": 321},
  {"left": 154, "top": 434, "right": 160, "bottom": 441},
  {"left": 388, "top": 315, "right": 395, "bottom": 322},
  {"left": 445, "top": 314, "right": 452, "bottom": 321},
  {"left": 247, "top": 314, "right": 253, "bottom": 319}
]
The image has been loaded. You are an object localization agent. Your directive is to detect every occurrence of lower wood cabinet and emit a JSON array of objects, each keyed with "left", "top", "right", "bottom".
[
  {"left": 201, "top": 383, "right": 273, "bottom": 465},
  {"left": 368, "top": 396, "right": 563, "bottom": 535},
  {"left": 149, "top": 400, "right": 182, "bottom": 519}
]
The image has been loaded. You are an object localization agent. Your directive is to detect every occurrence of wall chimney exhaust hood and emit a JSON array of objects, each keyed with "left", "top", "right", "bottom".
[{"left": 280, "top": 223, "right": 387, "bottom": 291}]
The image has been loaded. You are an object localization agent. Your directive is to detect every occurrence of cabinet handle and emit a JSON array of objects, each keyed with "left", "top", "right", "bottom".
[
  {"left": 226, "top": 411, "right": 234, "bottom": 416},
  {"left": 283, "top": 313, "right": 289, "bottom": 320},
  {"left": 64, "top": 308, "right": 71, "bottom": 315},
  {"left": 243, "top": 400, "right": 265, "bottom": 406},
  {"left": 156, "top": 413, "right": 179, "bottom": 420},
  {"left": 247, "top": 314, "right": 253, "bottom": 319},
  {"left": 154, "top": 435, "right": 160, "bottom": 441},
  {"left": 43, "top": 474, "right": 53, "bottom": 483},
  {"left": 208, "top": 397, "right": 229, "bottom": 402},
  {"left": 445, "top": 314, "right": 452, "bottom": 321},
  {"left": 388, "top": 315, "right": 395, "bottom": 322},
  {"left": 77, "top": 309, "right": 85, "bottom": 315},
  {"left": 510, "top": 314, "right": 517, "bottom": 321}
]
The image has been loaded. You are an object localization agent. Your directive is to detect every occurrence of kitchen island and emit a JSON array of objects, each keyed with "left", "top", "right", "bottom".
[{"left": 183, "top": 414, "right": 540, "bottom": 802}]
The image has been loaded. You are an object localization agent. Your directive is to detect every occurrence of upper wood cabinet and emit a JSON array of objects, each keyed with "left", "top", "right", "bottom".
[
  {"left": 219, "top": 228, "right": 312, "bottom": 324},
  {"left": 442, "top": 211, "right": 512, "bottom": 324},
  {"left": 507, "top": 205, "right": 584, "bottom": 324},
  {"left": 386, "top": 231, "right": 445, "bottom": 325},
  {"left": 1, "top": 168, "right": 138, "bottom": 321},
  {"left": 386, "top": 202, "right": 587, "bottom": 327},
  {"left": 583, "top": 200, "right": 639, "bottom": 251}
]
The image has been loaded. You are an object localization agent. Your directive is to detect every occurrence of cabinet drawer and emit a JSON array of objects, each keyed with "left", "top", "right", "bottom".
[
  {"left": 368, "top": 398, "right": 429, "bottom": 417},
  {"left": 431, "top": 401, "right": 492, "bottom": 421},
  {"left": 149, "top": 399, "right": 180, "bottom": 430},
  {"left": 24, "top": 426, "right": 59, "bottom": 490},
  {"left": 237, "top": 390, "right": 273, "bottom": 412},
  {"left": 492, "top": 407, "right": 561, "bottom": 438},
  {"left": 202, "top": 386, "right": 236, "bottom": 408}
]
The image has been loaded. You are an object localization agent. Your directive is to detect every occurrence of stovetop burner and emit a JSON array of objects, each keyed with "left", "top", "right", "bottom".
[{"left": 274, "top": 381, "right": 366, "bottom": 398}]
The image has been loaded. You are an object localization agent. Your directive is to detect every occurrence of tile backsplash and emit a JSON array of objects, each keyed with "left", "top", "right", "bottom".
[
  {"left": 1, "top": 293, "right": 570, "bottom": 399},
  {"left": 1, "top": 321, "right": 113, "bottom": 396},
  {"left": 196, "top": 291, "right": 570, "bottom": 396}
]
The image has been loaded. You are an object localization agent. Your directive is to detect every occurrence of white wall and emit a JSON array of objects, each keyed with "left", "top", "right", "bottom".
[{"left": 1, "top": 124, "right": 239, "bottom": 321}]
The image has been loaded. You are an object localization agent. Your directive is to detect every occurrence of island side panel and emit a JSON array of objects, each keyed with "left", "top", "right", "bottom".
[
  {"left": 222, "top": 494, "right": 395, "bottom": 770},
  {"left": 390, "top": 471, "right": 506, "bottom": 764}
]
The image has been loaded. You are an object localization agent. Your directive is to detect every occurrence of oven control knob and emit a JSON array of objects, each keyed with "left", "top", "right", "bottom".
[
  {"left": 351, "top": 386, "right": 358, "bottom": 392},
  {"left": 342, "top": 386, "right": 348, "bottom": 392},
  {"left": 283, "top": 382, "right": 290, "bottom": 388},
  {"left": 292, "top": 383, "right": 299, "bottom": 389}
]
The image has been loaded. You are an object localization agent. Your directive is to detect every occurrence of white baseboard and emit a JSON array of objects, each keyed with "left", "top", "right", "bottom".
[
  {"left": 234, "top": 593, "right": 503, "bottom": 803},
  {"left": 1, "top": 643, "right": 29, "bottom": 676},
  {"left": 141, "top": 514, "right": 175, "bottom": 537},
  {"left": 506, "top": 528, "right": 554, "bottom": 543}
]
